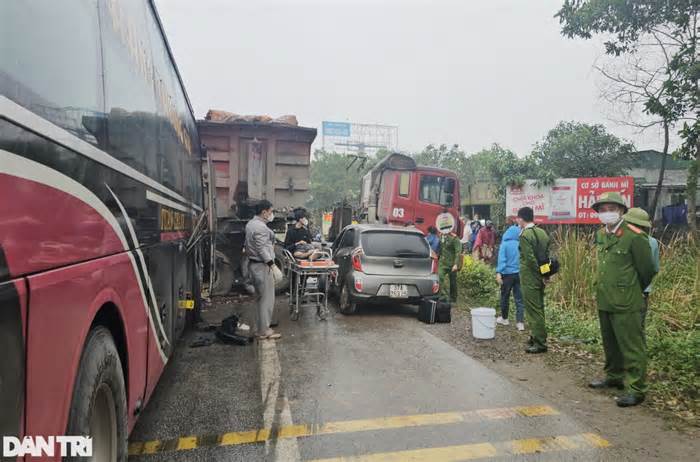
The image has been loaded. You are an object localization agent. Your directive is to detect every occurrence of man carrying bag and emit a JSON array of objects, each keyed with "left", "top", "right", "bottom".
[{"left": 516, "top": 207, "right": 554, "bottom": 354}]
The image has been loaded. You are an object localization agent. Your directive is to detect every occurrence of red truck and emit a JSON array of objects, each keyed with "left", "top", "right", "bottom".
[{"left": 360, "top": 153, "right": 462, "bottom": 235}]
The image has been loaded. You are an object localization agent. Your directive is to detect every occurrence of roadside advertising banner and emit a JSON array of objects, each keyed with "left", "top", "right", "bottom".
[{"left": 506, "top": 176, "right": 634, "bottom": 224}]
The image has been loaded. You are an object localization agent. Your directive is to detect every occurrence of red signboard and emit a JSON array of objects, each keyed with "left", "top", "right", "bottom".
[
  {"left": 506, "top": 176, "right": 634, "bottom": 224},
  {"left": 575, "top": 177, "right": 634, "bottom": 223}
]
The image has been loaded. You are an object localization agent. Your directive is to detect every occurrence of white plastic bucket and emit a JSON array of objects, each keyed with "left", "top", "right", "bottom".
[{"left": 471, "top": 307, "right": 496, "bottom": 339}]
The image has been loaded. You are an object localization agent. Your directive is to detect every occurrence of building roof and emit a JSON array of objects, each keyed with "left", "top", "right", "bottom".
[{"left": 633, "top": 150, "right": 690, "bottom": 171}]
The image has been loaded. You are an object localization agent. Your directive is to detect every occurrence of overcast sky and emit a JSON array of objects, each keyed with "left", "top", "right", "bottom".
[{"left": 155, "top": 0, "right": 669, "bottom": 156}]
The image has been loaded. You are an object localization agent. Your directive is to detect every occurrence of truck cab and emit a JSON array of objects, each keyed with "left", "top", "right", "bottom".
[{"left": 361, "top": 153, "right": 462, "bottom": 235}]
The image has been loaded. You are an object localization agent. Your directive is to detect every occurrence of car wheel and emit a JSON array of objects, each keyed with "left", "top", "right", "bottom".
[
  {"left": 66, "top": 326, "right": 127, "bottom": 461},
  {"left": 339, "top": 282, "right": 358, "bottom": 315}
]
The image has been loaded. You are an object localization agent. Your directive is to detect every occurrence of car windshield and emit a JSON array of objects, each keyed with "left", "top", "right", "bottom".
[{"left": 361, "top": 231, "right": 430, "bottom": 258}]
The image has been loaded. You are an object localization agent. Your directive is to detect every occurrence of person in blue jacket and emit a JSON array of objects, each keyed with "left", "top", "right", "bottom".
[
  {"left": 425, "top": 226, "right": 441, "bottom": 253},
  {"left": 495, "top": 224, "right": 525, "bottom": 331}
]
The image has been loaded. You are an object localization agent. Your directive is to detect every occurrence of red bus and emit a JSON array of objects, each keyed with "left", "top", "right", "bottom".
[
  {"left": 1, "top": 1, "right": 203, "bottom": 459},
  {"left": 360, "top": 153, "right": 462, "bottom": 235}
]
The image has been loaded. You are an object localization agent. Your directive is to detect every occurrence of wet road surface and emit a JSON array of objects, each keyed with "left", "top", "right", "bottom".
[{"left": 128, "top": 299, "right": 611, "bottom": 461}]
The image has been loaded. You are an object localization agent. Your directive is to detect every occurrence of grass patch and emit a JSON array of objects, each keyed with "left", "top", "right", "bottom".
[
  {"left": 547, "top": 231, "right": 699, "bottom": 423},
  {"left": 456, "top": 255, "right": 499, "bottom": 308},
  {"left": 455, "top": 231, "right": 699, "bottom": 424}
]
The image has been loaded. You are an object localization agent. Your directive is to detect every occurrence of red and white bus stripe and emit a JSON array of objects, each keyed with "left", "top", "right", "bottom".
[{"left": 0, "top": 149, "right": 169, "bottom": 362}]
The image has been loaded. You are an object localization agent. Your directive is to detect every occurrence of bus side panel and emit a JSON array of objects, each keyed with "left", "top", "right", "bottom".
[
  {"left": 0, "top": 170, "right": 125, "bottom": 280},
  {"left": 142, "top": 243, "right": 189, "bottom": 403},
  {"left": 0, "top": 276, "right": 27, "bottom": 456},
  {"left": 25, "top": 254, "right": 149, "bottom": 442}
]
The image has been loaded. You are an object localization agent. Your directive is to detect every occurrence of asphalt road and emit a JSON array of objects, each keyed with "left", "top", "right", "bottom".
[{"left": 128, "top": 297, "right": 612, "bottom": 461}]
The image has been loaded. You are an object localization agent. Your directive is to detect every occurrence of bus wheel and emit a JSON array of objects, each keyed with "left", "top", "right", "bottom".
[{"left": 67, "top": 326, "right": 127, "bottom": 461}]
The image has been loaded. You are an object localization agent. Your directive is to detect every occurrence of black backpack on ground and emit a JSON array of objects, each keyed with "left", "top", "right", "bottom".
[{"left": 216, "top": 314, "right": 253, "bottom": 345}]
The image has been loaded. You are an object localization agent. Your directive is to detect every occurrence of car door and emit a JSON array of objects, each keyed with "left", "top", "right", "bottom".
[{"left": 333, "top": 228, "right": 356, "bottom": 288}]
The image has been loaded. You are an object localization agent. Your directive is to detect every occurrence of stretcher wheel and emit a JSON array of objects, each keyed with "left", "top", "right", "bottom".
[{"left": 290, "top": 311, "right": 300, "bottom": 321}]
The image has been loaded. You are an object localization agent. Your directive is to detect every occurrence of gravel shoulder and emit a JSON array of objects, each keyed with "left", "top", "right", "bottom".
[{"left": 419, "top": 306, "right": 699, "bottom": 461}]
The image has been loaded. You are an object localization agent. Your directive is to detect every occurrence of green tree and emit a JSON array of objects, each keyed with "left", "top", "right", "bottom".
[
  {"left": 466, "top": 144, "right": 533, "bottom": 219},
  {"left": 307, "top": 150, "right": 363, "bottom": 211},
  {"left": 413, "top": 144, "right": 470, "bottom": 203},
  {"left": 307, "top": 150, "right": 385, "bottom": 212},
  {"left": 530, "top": 121, "right": 636, "bottom": 181},
  {"left": 557, "top": 0, "right": 699, "bottom": 228},
  {"left": 471, "top": 144, "right": 533, "bottom": 194},
  {"left": 413, "top": 143, "right": 467, "bottom": 175}
]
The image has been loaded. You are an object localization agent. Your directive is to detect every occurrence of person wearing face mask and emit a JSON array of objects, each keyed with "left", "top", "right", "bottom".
[
  {"left": 245, "top": 200, "right": 281, "bottom": 340},
  {"left": 284, "top": 208, "right": 313, "bottom": 252},
  {"left": 589, "top": 192, "right": 657, "bottom": 407}
]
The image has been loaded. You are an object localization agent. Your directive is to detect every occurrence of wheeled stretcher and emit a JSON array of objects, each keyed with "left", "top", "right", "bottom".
[{"left": 282, "top": 249, "right": 338, "bottom": 321}]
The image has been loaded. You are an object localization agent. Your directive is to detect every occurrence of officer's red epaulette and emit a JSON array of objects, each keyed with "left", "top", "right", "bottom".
[{"left": 625, "top": 223, "right": 643, "bottom": 234}]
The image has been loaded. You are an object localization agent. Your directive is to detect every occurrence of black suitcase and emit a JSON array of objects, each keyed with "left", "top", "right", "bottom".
[
  {"left": 435, "top": 301, "right": 452, "bottom": 323},
  {"left": 419, "top": 299, "right": 452, "bottom": 324},
  {"left": 418, "top": 299, "right": 437, "bottom": 324}
]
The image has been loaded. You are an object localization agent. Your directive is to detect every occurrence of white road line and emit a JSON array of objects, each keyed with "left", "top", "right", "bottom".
[{"left": 259, "top": 339, "right": 301, "bottom": 462}]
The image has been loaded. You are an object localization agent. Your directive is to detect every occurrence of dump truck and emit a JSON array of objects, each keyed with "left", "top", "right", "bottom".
[
  {"left": 359, "top": 152, "right": 462, "bottom": 236},
  {"left": 198, "top": 110, "right": 317, "bottom": 294}
]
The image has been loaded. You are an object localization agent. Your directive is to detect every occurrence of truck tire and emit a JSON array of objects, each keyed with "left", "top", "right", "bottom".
[
  {"left": 211, "top": 250, "right": 234, "bottom": 295},
  {"left": 339, "top": 282, "right": 359, "bottom": 315},
  {"left": 66, "top": 326, "right": 127, "bottom": 462}
]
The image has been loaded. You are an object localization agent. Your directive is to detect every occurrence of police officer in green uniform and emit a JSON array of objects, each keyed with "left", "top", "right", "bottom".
[
  {"left": 438, "top": 225, "right": 462, "bottom": 302},
  {"left": 516, "top": 207, "right": 551, "bottom": 354},
  {"left": 589, "top": 192, "right": 657, "bottom": 407}
]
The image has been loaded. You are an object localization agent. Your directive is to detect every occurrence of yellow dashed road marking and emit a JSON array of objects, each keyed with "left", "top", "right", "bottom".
[
  {"left": 309, "top": 433, "right": 611, "bottom": 462},
  {"left": 582, "top": 432, "right": 613, "bottom": 448},
  {"left": 176, "top": 436, "right": 198, "bottom": 451},
  {"left": 313, "top": 442, "right": 499, "bottom": 462},
  {"left": 128, "top": 404, "right": 561, "bottom": 456},
  {"left": 141, "top": 440, "right": 161, "bottom": 455},
  {"left": 220, "top": 429, "right": 269, "bottom": 446}
]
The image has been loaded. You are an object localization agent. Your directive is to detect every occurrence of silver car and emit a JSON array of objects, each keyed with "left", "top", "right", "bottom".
[{"left": 331, "top": 224, "right": 440, "bottom": 314}]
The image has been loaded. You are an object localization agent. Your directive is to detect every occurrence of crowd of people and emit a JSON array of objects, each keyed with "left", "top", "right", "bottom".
[
  {"left": 428, "top": 193, "right": 659, "bottom": 408},
  {"left": 246, "top": 196, "right": 659, "bottom": 408}
]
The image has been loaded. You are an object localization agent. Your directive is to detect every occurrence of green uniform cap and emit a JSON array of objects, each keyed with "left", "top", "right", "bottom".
[
  {"left": 591, "top": 191, "right": 628, "bottom": 213},
  {"left": 623, "top": 207, "right": 651, "bottom": 229}
]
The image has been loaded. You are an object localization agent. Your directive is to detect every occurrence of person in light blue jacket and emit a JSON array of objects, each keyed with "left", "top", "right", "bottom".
[
  {"left": 495, "top": 224, "right": 525, "bottom": 330},
  {"left": 425, "top": 226, "right": 441, "bottom": 253}
]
